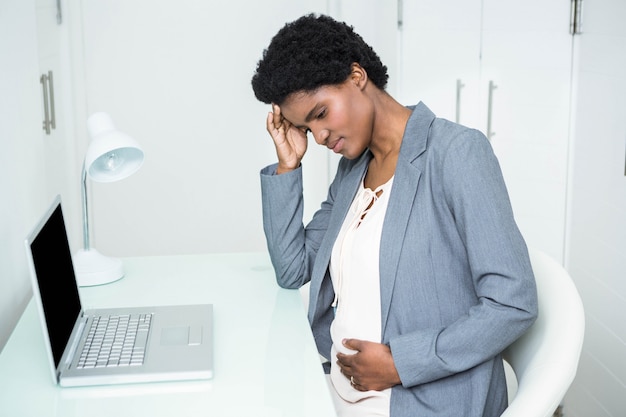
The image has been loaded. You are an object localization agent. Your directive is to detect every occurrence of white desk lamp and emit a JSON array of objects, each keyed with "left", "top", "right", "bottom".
[{"left": 74, "top": 112, "right": 144, "bottom": 286}]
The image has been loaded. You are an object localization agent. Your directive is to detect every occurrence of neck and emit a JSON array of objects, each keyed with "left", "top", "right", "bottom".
[
  {"left": 362, "top": 90, "right": 412, "bottom": 190},
  {"left": 368, "top": 91, "right": 412, "bottom": 163}
]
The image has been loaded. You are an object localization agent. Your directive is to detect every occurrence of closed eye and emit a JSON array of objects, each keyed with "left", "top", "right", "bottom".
[{"left": 304, "top": 105, "right": 327, "bottom": 124}]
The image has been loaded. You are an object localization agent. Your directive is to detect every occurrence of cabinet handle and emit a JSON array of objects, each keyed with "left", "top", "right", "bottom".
[
  {"left": 47, "top": 71, "right": 56, "bottom": 130},
  {"left": 455, "top": 79, "right": 465, "bottom": 124},
  {"left": 39, "top": 71, "right": 56, "bottom": 135},
  {"left": 487, "top": 80, "right": 497, "bottom": 140},
  {"left": 40, "top": 73, "right": 51, "bottom": 135}
]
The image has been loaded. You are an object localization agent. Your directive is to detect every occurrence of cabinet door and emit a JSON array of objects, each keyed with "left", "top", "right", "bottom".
[
  {"left": 0, "top": 0, "right": 50, "bottom": 351},
  {"left": 35, "top": 0, "right": 63, "bottom": 140},
  {"left": 399, "top": 0, "right": 573, "bottom": 263},
  {"left": 481, "top": 0, "right": 573, "bottom": 262},
  {"left": 35, "top": 0, "right": 76, "bottom": 221},
  {"left": 398, "top": 0, "right": 482, "bottom": 128}
]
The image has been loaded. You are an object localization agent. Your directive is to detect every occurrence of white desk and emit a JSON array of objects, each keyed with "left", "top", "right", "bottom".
[{"left": 0, "top": 252, "right": 337, "bottom": 417}]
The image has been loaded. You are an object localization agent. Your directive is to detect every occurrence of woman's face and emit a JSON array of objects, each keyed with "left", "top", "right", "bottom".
[{"left": 279, "top": 72, "right": 374, "bottom": 160}]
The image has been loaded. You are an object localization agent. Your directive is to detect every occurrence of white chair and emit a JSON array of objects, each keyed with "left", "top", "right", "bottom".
[{"left": 502, "top": 247, "right": 585, "bottom": 417}]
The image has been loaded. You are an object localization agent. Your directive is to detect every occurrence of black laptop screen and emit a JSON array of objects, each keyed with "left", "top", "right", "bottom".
[{"left": 30, "top": 202, "right": 82, "bottom": 368}]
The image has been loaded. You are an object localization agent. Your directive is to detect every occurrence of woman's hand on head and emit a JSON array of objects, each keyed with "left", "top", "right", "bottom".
[{"left": 266, "top": 104, "right": 308, "bottom": 174}]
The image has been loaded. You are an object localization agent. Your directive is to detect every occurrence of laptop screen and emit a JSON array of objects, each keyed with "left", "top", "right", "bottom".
[{"left": 29, "top": 199, "right": 82, "bottom": 368}]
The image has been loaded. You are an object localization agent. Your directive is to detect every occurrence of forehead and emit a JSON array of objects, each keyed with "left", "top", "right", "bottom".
[
  {"left": 281, "top": 84, "right": 343, "bottom": 122},
  {"left": 283, "top": 88, "right": 321, "bottom": 107}
]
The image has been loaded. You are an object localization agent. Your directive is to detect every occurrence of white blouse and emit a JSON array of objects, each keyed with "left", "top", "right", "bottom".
[{"left": 328, "top": 175, "right": 394, "bottom": 417}]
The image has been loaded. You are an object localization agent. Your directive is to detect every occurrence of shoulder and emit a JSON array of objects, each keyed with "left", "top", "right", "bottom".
[
  {"left": 429, "top": 118, "right": 488, "bottom": 151},
  {"left": 399, "top": 102, "right": 490, "bottom": 164},
  {"left": 421, "top": 118, "right": 495, "bottom": 175}
]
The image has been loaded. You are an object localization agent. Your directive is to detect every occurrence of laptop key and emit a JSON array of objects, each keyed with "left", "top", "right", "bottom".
[{"left": 134, "top": 329, "right": 149, "bottom": 350}]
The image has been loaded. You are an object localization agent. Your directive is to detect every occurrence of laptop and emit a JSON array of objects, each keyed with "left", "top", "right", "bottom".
[{"left": 24, "top": 195, "right": 213, "bottom": 387}]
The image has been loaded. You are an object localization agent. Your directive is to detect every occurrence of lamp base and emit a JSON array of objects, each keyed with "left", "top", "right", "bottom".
[{"left": 73, "top": 248, "right": 124, "bottom": 287}]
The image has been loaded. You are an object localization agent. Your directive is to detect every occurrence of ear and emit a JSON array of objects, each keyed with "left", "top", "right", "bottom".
[{"left": 349, "top": 63, "right": 368, "bottom": 90}]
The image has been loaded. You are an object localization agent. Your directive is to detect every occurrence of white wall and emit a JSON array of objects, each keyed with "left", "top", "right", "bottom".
[
  {"left": 562, "top": 1, "right": 626, "bottom": 415},
  {"left": 78, "top": 0, "right": 331, "bottom": 258}
]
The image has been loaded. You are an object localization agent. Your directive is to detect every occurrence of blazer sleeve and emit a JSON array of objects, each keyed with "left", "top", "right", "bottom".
[
  {"left": 260, "top": 162, "right": 340, "bottom": 289},
  {"left": 390, "top": 130, "right": 538, "bottom": 387}
]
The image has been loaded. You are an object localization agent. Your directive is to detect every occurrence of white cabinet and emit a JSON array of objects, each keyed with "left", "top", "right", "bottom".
[
  {"left": 0, "top": 0, "right": 55, "bottom": 351},
  {"left": 35, "top": 0, "right": 77, "bottom": 228},
  {"left": 481, "top": 0, "right": 573, "bottom": 265},
  {"left": 397, "top": 0, "right": 482, "bottom": 127},
  {"left": 399, "top": 0, "right": 573, "bottom": 263},
  {"left": 36, "top": 0, "right": 62, "bottom": 138}
]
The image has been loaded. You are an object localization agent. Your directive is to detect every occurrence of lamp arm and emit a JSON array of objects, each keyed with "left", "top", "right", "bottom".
[{"left": 81, "top": 162, "right": 90, "bottom": 251}]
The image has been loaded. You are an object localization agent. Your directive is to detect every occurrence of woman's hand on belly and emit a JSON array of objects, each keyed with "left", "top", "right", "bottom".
[{"left": 336, "top": 338, "right": 401, "bottom": 391}]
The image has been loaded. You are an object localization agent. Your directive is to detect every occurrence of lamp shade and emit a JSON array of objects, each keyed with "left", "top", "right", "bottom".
[{"left": 85, "top": 112, "right": 144, "bottom": 182}]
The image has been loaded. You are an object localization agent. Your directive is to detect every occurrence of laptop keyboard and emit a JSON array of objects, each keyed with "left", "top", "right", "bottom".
[{"left": 77, "top": 313, "right": 152, "bottom": 369}]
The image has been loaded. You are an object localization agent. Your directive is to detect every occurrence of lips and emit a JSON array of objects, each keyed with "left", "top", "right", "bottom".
[{"left": 327, "top": 137, "right": 343, "bottom": 153}]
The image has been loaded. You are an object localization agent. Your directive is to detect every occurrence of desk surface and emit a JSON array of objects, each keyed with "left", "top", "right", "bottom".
[{"left": 0, "top": 252, "right": 336, "bottom": 417}]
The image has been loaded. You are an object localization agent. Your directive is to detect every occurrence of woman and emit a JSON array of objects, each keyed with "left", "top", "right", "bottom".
[{"left": 251, "top": 14, "right": 537, "bottom": 417}]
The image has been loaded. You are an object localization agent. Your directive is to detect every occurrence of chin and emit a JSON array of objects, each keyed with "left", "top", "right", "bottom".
[{"left": 341, "top": 149, "right": 364, "bottom": 160}]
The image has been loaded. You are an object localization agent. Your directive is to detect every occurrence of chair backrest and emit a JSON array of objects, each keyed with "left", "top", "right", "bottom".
[{"left": 501, "top": 247, "right": 585, "bottom": 417}]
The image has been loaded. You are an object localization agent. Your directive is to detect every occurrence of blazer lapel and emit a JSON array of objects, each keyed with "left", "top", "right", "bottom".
[{"left": 380, "top": 102, "right": 434, "bottom": 336}]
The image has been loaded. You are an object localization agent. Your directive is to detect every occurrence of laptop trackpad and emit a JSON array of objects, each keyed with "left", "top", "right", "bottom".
[
  {"left": 160, "top": 326, "right": 203, "bottom": 346},
  {"left": 160, "top": 326, "right": 190, "bottom": 346}
]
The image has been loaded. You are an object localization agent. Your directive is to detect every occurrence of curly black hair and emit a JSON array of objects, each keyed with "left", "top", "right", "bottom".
[{"left": 251, "top": 13, "right": 388, "bottom": 105}]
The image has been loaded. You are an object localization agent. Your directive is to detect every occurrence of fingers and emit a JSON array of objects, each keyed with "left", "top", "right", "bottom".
[
  {"left": 340, "top": 364, "right": 366, "bottom": 392},
  {"left": 263, "top": 103, "right": 308, "bottom": 173},
  {"left": 336, "top": 346, "right": 357, "bottom": 385},
  {"left": 272, "top": 103, "right": 283, "bottom": 130},
  {"left": 266, "top": 104, "right": 294, "bottom": 138},
  {"left": 266, "top": 112, "right": 281, "bottom": 136},
  {"left": 342, "top": 338, "right": 361, "bottom": 351},
  {"left": 336, "top": 339, "right": 397, "bottom": 392},
  {"left": 339, "top": 363, "right": 358, "bottom": 386},
  {"left": 268, "top": 103, "right": 291, "bottom": 133},
  {"left": 336, "top": 354, "right": 354, "bottom": 372},
  {"left": 349, "top": 375, "right": 366, "bottom": 391},
  {"left": 336, "top": 339, "right": 360, "bottom": 370},
  {"left": 266, "top": 104, "right": 281, "bottom": 134}
]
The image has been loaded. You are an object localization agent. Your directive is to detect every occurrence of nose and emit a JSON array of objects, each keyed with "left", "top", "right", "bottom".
[{"left": 311, "top": 128, "right": 329, "bottom": 146}]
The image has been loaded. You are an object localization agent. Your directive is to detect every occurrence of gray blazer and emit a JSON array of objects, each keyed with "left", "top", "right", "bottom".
[{"left": 260, "top": 102, "right": 538, "bottom": 417}]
